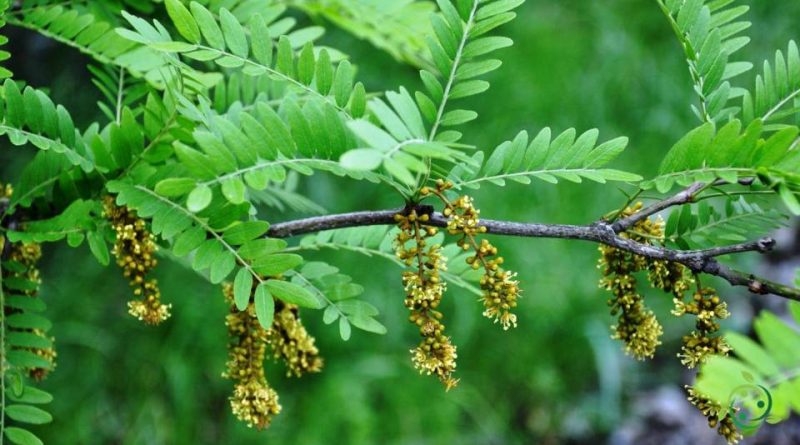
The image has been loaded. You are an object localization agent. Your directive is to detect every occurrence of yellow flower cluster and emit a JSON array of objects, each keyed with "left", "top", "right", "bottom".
[
  {"left": 598, "top": 205, "right": 666, "bottom": 359},
  {"left": 673, "top": 287, "right": 731, "bottom": 366},
  {"left": 599, "top": 243, "right": 663, "bottom": 360},
  {"left": 648, "top": 260, "right": 694, "bottom": 297},
  {"left": 222, "top": 283, "right": 281, "bottom": 429},
  {"left": 394, "top": 209, "right": 458, "bottom": 390},
  {"left": 603, "top": 204, "right": 739, "bottom": 442},
  {"left": 103, "top": 196, "right": 171, "bottom": 325},
  {"left": 267, "top": 300, "right": 324, "bottom": 377},
  {"left": 424, "top": 180, "right": 520, "bottom": 330},
  {"left": 687, "top": 386, "right": 742, "bottom": 444},
  {"left": 673, "top": 285, "right": 735, "bottom": 441}
]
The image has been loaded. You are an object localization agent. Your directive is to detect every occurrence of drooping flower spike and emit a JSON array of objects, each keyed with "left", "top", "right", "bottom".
[
  {"left": 104, "top": 196, "right": 171, "bottom": 325},
  {"left": 394, "top": 209, "right": 458, "bottom": 390}
]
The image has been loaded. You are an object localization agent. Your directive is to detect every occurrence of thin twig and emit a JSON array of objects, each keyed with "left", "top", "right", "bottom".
[{"left": 612, "top": 182, "right": 706, "bottom": 232}]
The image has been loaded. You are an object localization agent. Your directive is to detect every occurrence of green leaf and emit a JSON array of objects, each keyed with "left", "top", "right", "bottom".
[
  {"left": 190, "top": 2, "right": 224, "bottom": 50},
  {"left": 791, "top": 301, "right": 800, "bottom": 325},
  {"left": 659, "top": 123, "right": 715, "bottom": 173},
  {"left": 7, "top": 350, "right": 51, "bottom": 369},
  {"left": 337, "top": 300, "right": 379, "bottom": 317},
  {"left": 463, "top": 36, "right": 513, "bottom": 58},
  {"left": 4, "top": 427, "right": 43, "bottom": 445},
  {"left": 5, "top": 405, "right": 52, "bottom": 425},
  {"left": 441, "top": 109, "right": 478, "bottom": 126},
  {"left": 251, "top": 253, "right": 303, "bottom": 276},
  {"left": 7, "top": 313, "right": 52, "bottom": 331},
  {"left": 166, "top": 0, "right": 201, "bottom": 43},
  {"left": 340, "top": 148, "right": 383, "bottom": 170},
  {"left": 322, "top": 305, "right": 339, "bottom": 324},
  {"left": 238, "top": 239, "right": 288, "bottom": 260},
  {"left": 753, "top": 311, "right": 800, "bottom": 367},
  {"left": 221, "top": 177, "right": 246, "bottom": 204},
  {"left": 276, "top": 36, "right": 294, "bottom": 76},
  {"left": 219, "top": 8, "right": 248, "bottom": 58},
  {"left": 348, "top": 120, "right": 396, "bottom": 151},
  {"left": 315, "top": 49, "right": 333, "bottom": 95},
  {"left": 7, "top": 386, "right": 53, "bottom": 405},
  {"left": 172, "top": 226, "right": 206, "bottom": 256},
  {"left": 339, "top": 317, "right": 351, "bottom": 341},
  {"left": 725, "top": 332, "right": 782, "bottom": 376},
  {"left": 301, "top": 261, "right": 338, "bottom": 279},
  {"left": 87, "top": 231, "right": 110, "bottom": 266},
  {"left": 149, "top": 41, "right": 197, "bottom": 53},
  {"left": 233, "top": 267, "right": 253, "bottom": 311},
  {"left": 223, "top": 221, "right": 270, "bottom": 245},
  {"left": 209, "top": 252, "right": 236, "bottom": 283},
  {"left": 4, "top": 296, "right": 45, "bottom": 313},
  {"left": 383, "top": 157, "right": 415, "bottom": 185},
  {"left": 450, "top": 79, "right": 490, "bottom": 99},
  {"left": 155, "top": 178, "right": 196, "bottom": 197},
  {"left": 297, "top": 42, "right": 315, "bottom": 85},
  {"left": 7, "top": 332, "right": 51, "bottom": 349},
  {"left": 265, "top": 279, "right": 324, "bottom": 309},
  {"left": 348, "top": 314, "right": 387, "bottom": 334},
  {"left": 254, "top": 283, "right": 275, "bottom": 329},
  {"left": 249, "top": 14, "right": 273, "bottom": 65},
  {"left": 187, "top": 184, "right": 212, "bottom": 213},
  {"left": 350, "top": 82, "right": 367, "bottom": 117},
  {"left": 333, "top": 60, "right": 354, "bottom": 107}
]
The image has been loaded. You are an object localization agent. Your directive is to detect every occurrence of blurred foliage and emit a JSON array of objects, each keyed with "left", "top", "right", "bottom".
[{"left": 1, "top": 1, "right": 799, "bottom": 444}]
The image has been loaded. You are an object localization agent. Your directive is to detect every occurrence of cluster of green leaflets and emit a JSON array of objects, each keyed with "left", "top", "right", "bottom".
[{"left": 0, "top": 0, "right": 799, "bottom": 442}]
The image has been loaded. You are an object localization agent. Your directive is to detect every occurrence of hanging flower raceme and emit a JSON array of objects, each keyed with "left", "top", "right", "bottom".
[
  {"left": 687, "top": 386, "right": 742, "bottom": 444},
  {"left": 598, "top": 203, "right": 671, "bottom": 360},
  {"left": 394, "top": 208, "right": 458, "bottom": 390},
  {"left": 674, "top": 286, "right": 739, "bottom": 443},
  {"left": 598, "top": 242, "right": 663, "bottom": 359},
  {"left": 103, "top": 196, "right": 170, "bottom": 325},
  {"left": 222, "top": 283, "right": 281, "bottom": 429},
  {"left": 267, "top": 300, "right": 324, "bottom": 377},
  {"left": 424, "top": 180, "right": 520, "bottom": 330},
  {"left": 673, "top": 287, "right": 731, "bottom": 368}
]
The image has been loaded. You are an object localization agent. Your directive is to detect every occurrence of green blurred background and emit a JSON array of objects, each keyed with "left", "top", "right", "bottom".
[{"left": 3, "top": 1, "right": 800, "bottom": 444}]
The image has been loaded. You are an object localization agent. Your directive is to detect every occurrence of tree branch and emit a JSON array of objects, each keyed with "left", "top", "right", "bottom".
[
  {"left": 267, "top": 207, "right": 800, "bottom": 302},
  {"left": 612, "top": 181, "right": 705, "bottom": 232}
]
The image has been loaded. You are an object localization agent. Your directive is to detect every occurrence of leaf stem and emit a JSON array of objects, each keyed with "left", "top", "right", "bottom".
[{"left": 428, "top": 0, "right": 480, "bottom": 141}]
